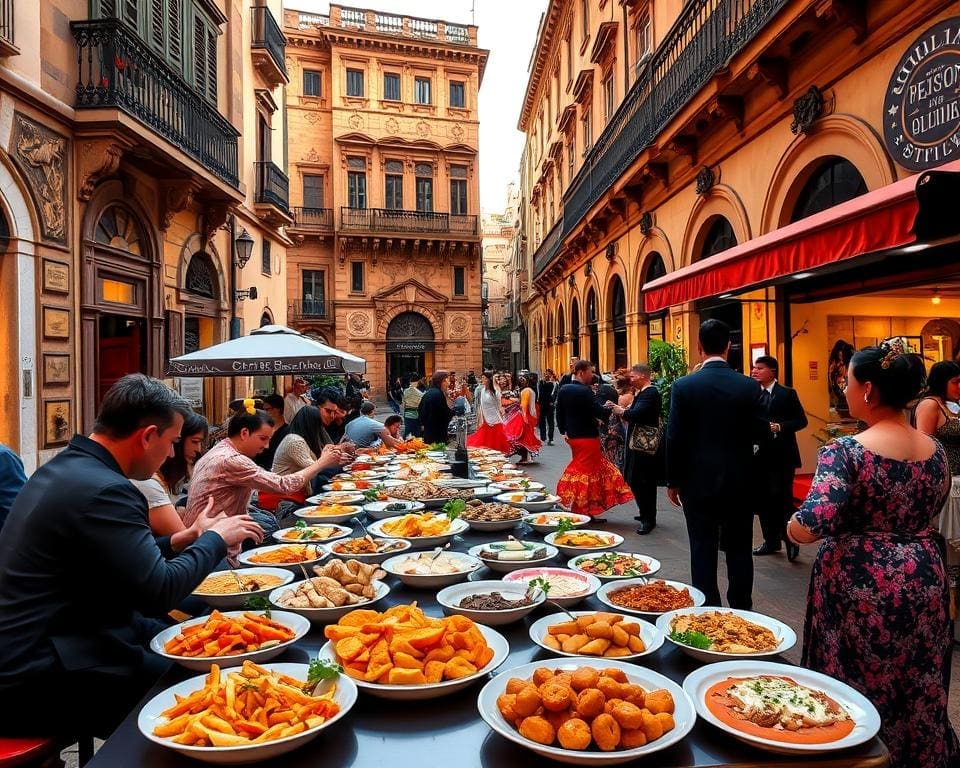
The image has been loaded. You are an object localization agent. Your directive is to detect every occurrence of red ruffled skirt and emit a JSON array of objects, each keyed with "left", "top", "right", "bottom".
[
  {"left": 556, "top": 437, "right": 633, "bottom": 517},
  {"left": 467, "top": 421, "right": 513, "bottom": 454},
  {"left": 504, "top": 409, "right": 542, "bottom": 454}
]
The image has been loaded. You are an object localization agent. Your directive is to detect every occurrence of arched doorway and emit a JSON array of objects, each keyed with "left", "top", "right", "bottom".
[
  {"left": 81, "top": 198, "right": 161, "bottom": 427},
  {"left": 641, "top": 252, "right": 667, "bottom": 342},
  {"left": 180, "top": 251, "right": 224, "bottom": 412},
  {"left": 557, "top": 306, "right": 566, "bottom": 360},
  {"left": 570, "top": 299, "right": 581, "bottom": 359},
  {"left": 609, "top": 277, "right": 627, "bottom": 370},
  {"left": 586, "top": 288, "right": 599, "bottom": 366},
  {"left": 694, "top": 216, "right": 743, "bottom": 372},
  {"left": 790, "top": 157, "right": 867, "bottom": 222},
  {"left": 386, "top": 311, "right": 435, "bottom": 383}
]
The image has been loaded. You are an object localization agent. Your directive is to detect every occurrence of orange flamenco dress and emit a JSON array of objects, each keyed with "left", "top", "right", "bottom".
[{"left": 556, "top": 437, "right": 633, "bottom": 517}]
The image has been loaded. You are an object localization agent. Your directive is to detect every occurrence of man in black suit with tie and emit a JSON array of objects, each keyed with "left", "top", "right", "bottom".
[
  {"left": 666, "top": 319, "right": 764, "bottom": 609},
  {"left": 751, "top": 355, "right": 808, "bottom": 561}
]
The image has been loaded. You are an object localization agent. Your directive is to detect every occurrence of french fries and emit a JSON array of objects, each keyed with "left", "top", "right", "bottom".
[
  {"left": 163, "top": 611, "right": 296, "bottom": 658},
  {"left": 153, "top": 661, "right": 340, "bottom": 747}
]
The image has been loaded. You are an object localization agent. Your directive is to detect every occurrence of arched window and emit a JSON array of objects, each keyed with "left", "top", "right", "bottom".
[
  {"left": 570, "top": 299, "right": 581, "bottom": 358},
  {"left": 610, "top": 277, "right": 627, "bottom": 370},
  {"left": 387, "top": 311, "right": 434, "bottom": 340},
  {"left": 700, "top": 217, "right": 737, "bottom": 260},
  {"left": 546, "top": 313, "right": 553, "bottom": 346},
  {"left": 185, "top": 253, "right": 219, "bottom": 299},
  {"left": 586, "top": 288, "right": 598, "bottom": 365},
  {"left": 95, "top": 204, "right": 145, "bottom": 257},
  {"left": 641, "top": 252, "right": 667, "bottom": 339},
  {"left": 260, "top": 312, "right": 273, "bottom": 327},
  {"left": 644, "top": 252, "right": 666, "bottom": 284},
  {"left": 791, "top": 157, "right": 867, "bottom": 223},
  {"left": 557, "top": 305, "right": 566, "bottom": 344}
]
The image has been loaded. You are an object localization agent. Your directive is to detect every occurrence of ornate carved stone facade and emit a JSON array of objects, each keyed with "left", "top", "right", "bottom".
[{"left": 10, "top": 113, "right": 68, "bottom": 244}]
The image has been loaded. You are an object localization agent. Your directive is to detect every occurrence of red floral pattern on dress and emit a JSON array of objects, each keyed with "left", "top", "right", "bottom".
[
  {"left": 556, "top": 437, "right": 632, "bottom": 517},
  {"left": 797, "top": 437, "right": 959, "bottom": 768}
]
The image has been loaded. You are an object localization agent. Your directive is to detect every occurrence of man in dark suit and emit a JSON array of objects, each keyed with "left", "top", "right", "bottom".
[
  {"left": 751, "top": 355, "right": 808, "bottom": 561},
  {"left": 537, "top": 371, "right": 558, "bottom": 445},
  {"left": 0, "top": 374, "right": 263, "bottom": 738},
  {"left": 558, "top": 356, "right": 579, "bottom": 389},
  {"left": 418, "top": 370, "right": 453, "bottom": 444},
  {"left": 666, "top": 320, "right": 764, "bottom": 609}
]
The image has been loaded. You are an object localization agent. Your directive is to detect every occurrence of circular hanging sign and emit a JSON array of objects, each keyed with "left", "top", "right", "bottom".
[{"left": 883, "top": 16, "right": 960, "bottom": 171}]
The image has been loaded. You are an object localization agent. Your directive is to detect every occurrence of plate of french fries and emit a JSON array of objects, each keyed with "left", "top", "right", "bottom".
[{"left": 138, "top": 661, "right": 357, "bottom": 763}]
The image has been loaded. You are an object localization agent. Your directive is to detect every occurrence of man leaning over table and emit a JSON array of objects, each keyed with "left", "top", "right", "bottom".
[{"left": 0, "top": 374, "right": 264, "bottom": 739}]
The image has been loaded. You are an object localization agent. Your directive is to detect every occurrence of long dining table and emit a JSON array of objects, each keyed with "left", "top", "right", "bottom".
[{"left": 87, "top": 523, "right": 890, "bottom": 768}]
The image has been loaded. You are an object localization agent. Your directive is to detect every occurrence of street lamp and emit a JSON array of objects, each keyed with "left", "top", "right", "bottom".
[{"left": 234, "top": 228, "right": 254, "bottom": 269}]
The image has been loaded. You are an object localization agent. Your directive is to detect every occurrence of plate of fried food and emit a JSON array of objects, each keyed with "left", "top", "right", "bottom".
[
  {"left": 332, "top": 468, "right": 389, "bottom": 480},
  {"left": 237, "top": 543, "right": 328, "bottom": 572},
  {"left": 293, "top": 504, "right": 362, "bottom": 524},
  {"left": 305, "top": 492, "right": 365, "bottom": 506},
  {"left": 269, "top": 558, "right": 390, "bottom": 623},
  {"left": 656, "top": 608, "right": 797, "bottom": 662},
  {"left": 460, "top": 500, "right": 525, "bottom": 532},
  {"left": 150, "top": 610, "right": 310, "bottom": 671},
  {"left": 273, "top": 523, "right": 353, "bottom": 544},
  {"left": 546, "top": 530, "right": 624, "bottom": 557},
  {"left": 683, "top": 660, "right": 881, "bottom": 755},
  {"left": 327, "top": 535, "right": 411, "bottom": 564},
  {"left": 367, "top": 512, "right": 468, "bottom": 549},
  {"left": 138, "top": 661, "right": 356, "bottom": 763},
  {"left": 318, "top": 603, "right": 510, "bottom": 700},
  {"left": 477, "top": 658, "right": 695, "bottom": 765},
  {"left": 528, "top": 610, "right": 663, "bottom": 661},
  {"left": 192, "top": 568, "right": 293, "bottom": 609},
  {"left": 597, "top": 579, "right": 705, "bottom": 618}
]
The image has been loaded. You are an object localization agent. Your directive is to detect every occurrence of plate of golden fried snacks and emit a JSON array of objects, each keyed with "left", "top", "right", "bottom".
[
  {"left": 656, "top": 608, "right": 796, "bottom": 662},
  {"left": 596, "top": 579, "right": 705, "bottom": 618},
  {"left": 269, "top": 558, "right": 390, "bottom": 623},
  {"left": 528, "top": 611, "right": 663, "bottom": 660},
  {"left": 683, "top": 660, "right": 880, "bottom": 754},
  {"left": 367, "top": 512, "right": 469, "bottom": 548},
  {"left": 237, "top": 543, "right": 329, "bottom": 572},
  {"left": 477, "top": 658, "right": 695, "bottom": 764},
  {"left": 318, "top": 603, "right": 509, "bottom": 700},
  {"left": 150, "top": 610, "right": 310, "bottom": 671},
  {"left": 138, "top": 661, "right": 357, "bottom": 763},
  {"left": 192, "top": 567, "right": 294, "bottom": 609}
]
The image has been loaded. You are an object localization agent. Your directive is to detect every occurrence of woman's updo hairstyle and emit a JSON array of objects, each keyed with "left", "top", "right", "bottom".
[
  {"left": 227, "top": 408, "right": 273, "bottom": 437},
  {"left": 850, "top": 338, "right": 926, "bottom": 410}
]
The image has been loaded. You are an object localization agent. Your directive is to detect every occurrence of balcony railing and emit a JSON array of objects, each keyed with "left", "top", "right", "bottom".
[
  {"left": 290, "top": 207, "right": 333, "bottom": 230},
  {"left": 71, "top": 18, "right": 239, "bottom": 188},
  {"left": 292, "top": 299, "right": 328, "bottom": 319},
  {"left": 255, "top": 161, "right": 289, "bottom": 212},
  {"left": 251, "top": 6, "right": 288, "bottom": 80},
  {"left": 0, "top": 0, "right": 14, "bottom": 51},
  {"left": 532, "top": 217, "right": 564, "bottom": 277},
  {"left": 340, "top": 207, "right": 479, "bottom": 235},
  {"left": 554, "top": 0, "right": 789, "bottom": 272}
]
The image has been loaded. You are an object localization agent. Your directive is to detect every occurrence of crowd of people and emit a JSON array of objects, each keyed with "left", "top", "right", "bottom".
[{"left": 0, "top": 321, "right": 956, "bottom": 766}]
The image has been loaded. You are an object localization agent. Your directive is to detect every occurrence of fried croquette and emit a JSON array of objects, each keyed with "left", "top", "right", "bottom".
[
  {"left": 620, "top": 683, "right": 646, "bottom": 708},
  {"left": 601, "top": 667, "right": 628, "bottom": 683},
  {"left": 532, "top": 667, "right": 555, "bottom": 686},
  {"left": 513, "top": 684, "right": 542, "bottom": 718},
  {"left": 519, "top": 715, "right": 555, "bottom": 745},
  {"left": 557, "top": 718, "right": 592, "bottom": 750},
  {"left": 576, "top": 687, "right": 606, "bottom": 718},
  {"left": 591, "top": 712, "right": 622, "bottom": 751},
  {"left": 540, "top": 680, "right": 576, "bottom": 712},
  {"left": 608, "top": 701, "right": 644, "bottom": 730},
  {"left": 640, "top": 709, "right": 664, "bottom": 741},
  {"left": 570, "top": 666, "right": 600, "bottom": 691},
  {"left": 505, "top": 677, "right": 528, "bottom": 695},
  {"left": 497, "top": 693, "right": 519, "bottom": 722},
  {"left": 644, "top": 689, "right": 674, "bottom": 715},
  {"left": 656, "top": 711, "right": 675, "bottom": 733},
  {"left": 597, "top": 676, "right": 627, "bottom": 700},
  {"left": 619, "top": 728, "right": 648, "bottom": 749}
]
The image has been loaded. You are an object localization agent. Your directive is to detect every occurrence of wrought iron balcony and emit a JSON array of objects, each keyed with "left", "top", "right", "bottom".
[
  {"left": 548, "top": 0, "right": 789, "bottom": 276},
  {"left": 255, "top": 161, "right": 289, "bottom": 213},
  {"left": 251, "top": 6, "right": 288, "bottom": 86},
  {"left": 71, "top": 18, "right": 239, "bottom": 188},
  {"left": 532, "top": 217, "right": 564, "bottom": 277},
  {"left": 340, "top": 207, "right": 479, "bottom": 235},
  {"left": 292, "top": 299, "right": 328, "bottom": 319},
  {"left": 290, "top": 207, "right": 333, "bottom": 231},
  {"left": 0, "top": 0, "right": 15, "bottom": 55}
]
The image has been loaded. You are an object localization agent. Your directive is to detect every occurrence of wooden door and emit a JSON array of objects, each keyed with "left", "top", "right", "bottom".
[{"left": 98, "top": 330, "right": 142, "bottom": 405}]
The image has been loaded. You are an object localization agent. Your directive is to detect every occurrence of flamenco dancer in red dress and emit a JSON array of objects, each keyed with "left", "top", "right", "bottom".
[
  {"left": 555, "top": 361, "right": 632, "bottom": 518},
  {"left": 466, "top": 372, "right": 513, "bottom": 454}
]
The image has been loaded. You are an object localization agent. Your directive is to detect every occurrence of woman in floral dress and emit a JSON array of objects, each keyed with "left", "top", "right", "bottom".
[{"left": 788, "top": 341, "right": 959, "bottom": 768}]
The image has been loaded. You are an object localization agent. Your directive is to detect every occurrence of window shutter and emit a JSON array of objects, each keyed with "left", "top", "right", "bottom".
[
  {"left": 165, "top": 310, "right": 184, "bottom": 360},
  {"left": 205, "top": 26, "right": 218, "bottom": 103},
  {"left": 168, "top": 0, "right": 182, "bottom": 67},
  {"left": 150, "top": 0, "right": 164, "bottom": 49},
  {"left": 193, "top": 16, "right": 207, "bottom": 96},
  {"left": 98, "top": 0, "right": 117, "bottom": 19},
  {"left": 122, "top": 0, "right": 138, "bottom": 28}
]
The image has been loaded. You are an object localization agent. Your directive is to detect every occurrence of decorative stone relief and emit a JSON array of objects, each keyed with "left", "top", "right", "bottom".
[
  {"left": 10, "top": 113, "right": 68, "bottom": 244},
  {"left": 415, "top": 121, "right": 431, "bottom": 138},
  {"left": 347, "top": 311, "right": 372, "bottom": 337},
  {"left": 76, "top": 135, "right": 131, "bottom": 203},
  {"left": 385, "top": 117, "right": 400, "bottom": 135},
  {"left": 450, "top": 123, "right": 464, "bottom": 141},
  {"left": 450, "top": 314, "right": 469, "bottom": 338},
  {"left": 348, "top": 112, "right": 364, "bottom": 130},
  {"left": 302, "top": 147, "right": 321, "bottom": 162},
  {"left": 304, "top": 112, "right": 321, "bottom": 125}
]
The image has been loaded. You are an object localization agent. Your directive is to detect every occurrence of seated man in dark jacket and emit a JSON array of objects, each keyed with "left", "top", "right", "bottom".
[{"left": 0, "top": 374, "right": 263, "bottom": 739}]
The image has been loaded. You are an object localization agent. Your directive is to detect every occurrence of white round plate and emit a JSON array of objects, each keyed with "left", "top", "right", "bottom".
[
  {"left": 149, "top": 610, "right": 311, "bottom": 672},
  {"left": 292, "top": 504, "right": 362, "bottom": 524},
  {"left": 522, "top": 511, "right": 592, "bottom": 534},
  {"left": 597, "top": 579, "right": 706, "bottom": 618},
  {"left": 656, "top": 608, "right": 797, "bottom": 662},
  {"left": 470, "top": 486, "right": 501, "bottom": 500},
  {"left": 381, "top": 551, "right": 483, "bottom": 588},
  {"left": 319, "top": 623, "right": 509, "bottom": 700},
  {"left": 306, "top": 492, "right": 365, "bottom": 505},
  {"left": 490, "top": 480, "right": 545, "bottom": 492},
  {"left": 436, "top": 580, "right": 545, "bottom": 626},
  {"left": 326, "top": 537, "right": 411, "bottom": 564},
  {"left": 501, "top": 567, "right": 601, "bottom": 608},
  {"left": 683, "top": 660, "right": 881, "bottom": 755},
  {"left": 545, "top": 530, "right": 624, "bottom": 558},
  {"left": 333, "top": 469, "right": 389, "bottom": 480},
  {"left": 367, "top": 515, "right": 469, "bottom": 549},
  {"left": 566, "top": 552, "right": 662, "bottom": 580},
  {"left": 237, "top": 543, "right": 328, "bottom": 573},
  {"left": 433, "top": 478, "right": 490, "bottom": 489},
  {"left": 461, "top": 507, "right": 524, "bottom": 532},
  {"left": 467, "top": 541, "right": 559, "bottom": 573},
  {"left": 527, "top": 610, "right": 663, "bottom": 660},
  {"left": 138, "top": 663, "right": 357, "bottom": 764},
  {"left": 477, "top": 657, "right": 695, "bottom": 765},
  {"left": 362, "top": 500, "right": 425, "bottom": 520},
  {"left": 269, "top": 579, "right": 390, "bottom": 624},
  {"left": 272, "top": 524, "right": 353, "bottom": 544},
  {"left": 192, "top": 567, "right": 293, "bottom": 610},
  {"left": 495, "top": 492, "right": 562, "bottom": 512}
]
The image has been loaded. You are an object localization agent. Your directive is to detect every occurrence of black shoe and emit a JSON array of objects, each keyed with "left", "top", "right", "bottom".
[
  {"left": 633, "top": 516, "right": 643, "bottom": 521},
  {"left": 637, "top": 522, "right": 655, "bottom": 535},
  {"left": 547, "top": 440, "right": 554, "bottom": 446},
  {"left": 753, "top": 542, "right": 782, "bottom": 556},
  {"left": 786, "top": 541, "right": 800, "bottom": 562}
]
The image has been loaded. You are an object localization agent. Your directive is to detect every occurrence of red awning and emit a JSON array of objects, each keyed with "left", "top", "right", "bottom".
[{"left": 643, "top": 160, "right": 960, "bottom": 313}]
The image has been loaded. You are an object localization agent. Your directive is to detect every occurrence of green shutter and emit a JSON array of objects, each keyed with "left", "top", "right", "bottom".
[
  {"left": 168, "top": 0, "right": 182, "bottom": 67},
  {"left": 150, "top": 0, "right": 164, "bottom": 48},
  {"left": 193, "top": 14, "right": 207, "bottom": 96},
  {"left": 205, "top": 25, "right": 217, "bottom": 103}
]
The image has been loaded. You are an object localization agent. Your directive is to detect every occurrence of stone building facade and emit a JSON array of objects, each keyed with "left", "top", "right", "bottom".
[{"left": 284, "top": 5, "right": 487, "bottom": 393}]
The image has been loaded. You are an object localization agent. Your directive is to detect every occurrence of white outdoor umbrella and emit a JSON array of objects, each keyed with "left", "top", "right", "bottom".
[{"left": 165, "top": 325, "right": 366, "bottom": 377}]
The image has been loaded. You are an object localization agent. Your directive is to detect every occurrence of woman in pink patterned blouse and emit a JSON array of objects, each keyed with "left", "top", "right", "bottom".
[{"left": 184, "top": 409, "right": 343, "bottom": 560}]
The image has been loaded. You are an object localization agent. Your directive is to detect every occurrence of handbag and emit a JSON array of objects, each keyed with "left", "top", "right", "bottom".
[{"left": 629, "top": 418, "right": 663, "bottom": 455}]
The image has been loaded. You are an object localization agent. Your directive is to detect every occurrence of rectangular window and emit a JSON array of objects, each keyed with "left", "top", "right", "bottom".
[
  {"left": 347, "top": 171, "right": 367, "bottom": 208},
  {"left": 261, "top": 239, "right": 271, "bottom": 275},
  {"left": 346, "top": 68, "right": 364, "bottom": 97},
  {"left": 350, "top": 261, "right": 364, "bottom": 292},
  {"left": 581, "top": 0, "right": 589, "bottom": 40},
  {"left": 453, "top": 266, "right": 465, "bottom": 296},
  {"left": 566, "top": 33, "right": 573, "bottom": 84},
  {"left": 385, "top": 174, "right": 403, "bottom": 209},
  {"left": 449, "top": 80, "right": 465, "bottom": 108},
  {"left": 582, "top": 111, "right": 592, "bottom": 153},
  {"left": 414, "top": 76, "right": 432, "bottom": 105},
  {"left": 383, "top": 72, "right": 400, "bottom": 101},
  {"left": 637, "top": 11, "right": 651, "bottom": 61},
  {"left": 603, "top": 72, "right": 615, "bottom": 122},
  {"left": 303, "top": 69, "right": 321, "bottom": 97},
  {"left": 567, "top": 140, "right": 575, "bottom": 180},
  {"left": 415, "top": 177, "right": 433, "bottom": 212},
  {"left": 450, "top": 179, "right": 467, "bottom": 215},
  {"left": 302, "top": 269, "right": 325, "bottom": 303},
  {"left": 302, "top": 174, "right": 324, "bottom": 209}
]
